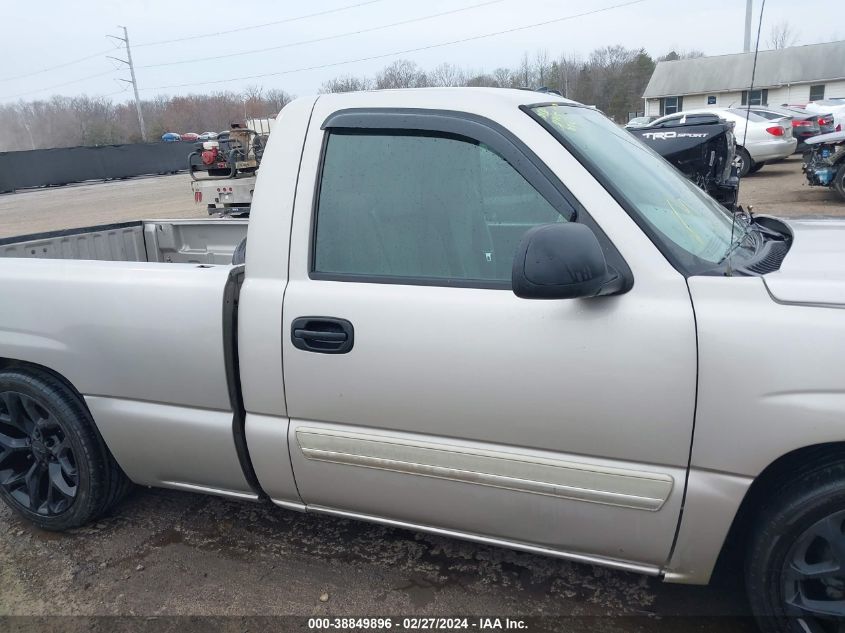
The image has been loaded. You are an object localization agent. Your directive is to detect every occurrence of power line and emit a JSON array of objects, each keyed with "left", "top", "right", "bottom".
[
  {"left": 140, "top": 0, "right": 505, "bottom": 69},
  {"left": 133, "top": 0, "right": 385, "bottom": 48},
  {"left": 0, "top": 48, "right": 116, "bottom": 83},
  {"left": 142, "top": 0, "right": 647, "bottom": 92},
  {"left": 5, "top": 69, "right": 118, "bottom": 99},
  {"left": 0, "top": 0, "right": 381, "bottom": 85}
]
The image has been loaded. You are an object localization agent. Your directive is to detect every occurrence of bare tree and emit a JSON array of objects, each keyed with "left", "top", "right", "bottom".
[
  {"left": 768, "top": 21, "right": 798, "bottom": 49},
  {"left": 374, "top": 60, "right": 427, "bottom": 89},
  {"left": 262, "top": 89, "right": 293, "bottom": 115},
  {"left": 492, "top": 67, "right": 515, "bottom": 88},
  {"left": 464, "top": 73, "right": 498, "bottom": 88},
  {"left": 552, "top": 53, "right": 582, "bottom": 97},
  {"left": 427, "top": 63, "right": 465, "bottom": 87},
  {"left": 534, "top": 49, "right": 551, "bottom": 87},
  {"left": 320, "top": 75, "right": 373, "bottom": 93},
  {"left": 517, "top": 52, "right": 532, "bottom": 87}
]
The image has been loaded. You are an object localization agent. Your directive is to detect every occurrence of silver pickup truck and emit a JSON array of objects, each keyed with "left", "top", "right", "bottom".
[{"left": 1, "top": 89, "right": 843, "bottom": 632}]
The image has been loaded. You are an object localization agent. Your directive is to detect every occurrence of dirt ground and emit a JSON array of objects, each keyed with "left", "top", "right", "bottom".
[
  {"left": 0, "top": 157, "right": 836, "bottom": 630},
  {"left": 736, "top": 156, "right": 844, "bottom": 217},
  {"left": 0, "top": 488, "right": 756, "bottom": 632},
  {"left": 0, "top": 156, "right": 841, "bottom": 238}
]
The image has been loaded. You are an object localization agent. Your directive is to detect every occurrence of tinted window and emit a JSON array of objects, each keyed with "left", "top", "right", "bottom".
[
  {"left": 809, "top": 85, "right": 825, "bottom": 102},
  {"left": 313, "top": 131, "right": 567, "bottom": 284}
]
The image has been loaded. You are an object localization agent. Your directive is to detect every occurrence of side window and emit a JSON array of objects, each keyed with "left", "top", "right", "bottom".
[
  {"left": 313, "top": 130, "right": 567, "bottom": 284},
  {"left": 741, "top": 89, "right": 769, "bottom": 106},
  {"left": 661, "top": 96, "right": 683, "bottom": 115},
  {"left": 809, "top": 84, "right": 825, "bottom": 102}
]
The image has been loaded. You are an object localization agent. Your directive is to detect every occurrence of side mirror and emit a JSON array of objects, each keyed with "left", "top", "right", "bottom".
[{"left": 512, "top": 223, "right": 615, "bottom": 300}]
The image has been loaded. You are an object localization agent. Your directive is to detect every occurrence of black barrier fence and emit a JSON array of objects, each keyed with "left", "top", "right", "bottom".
[{"left": 0, "top": 142, "right": 192, "bottom": 193}]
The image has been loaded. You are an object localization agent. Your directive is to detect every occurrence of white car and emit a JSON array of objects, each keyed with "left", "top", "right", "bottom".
[
  {"left": 650, "top": 108, "right": 797, "bottom": 176},
  {"left": 803, "top": 99, "right": 845, "bottom": 134}
]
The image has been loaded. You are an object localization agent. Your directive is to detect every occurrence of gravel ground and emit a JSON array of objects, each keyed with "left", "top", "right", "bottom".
[
  {"left": 0, "top": 174, "right": 205, "bottom": 237},
  {"left": 0, "top": 155, "right": 838, "bottom": 630}
]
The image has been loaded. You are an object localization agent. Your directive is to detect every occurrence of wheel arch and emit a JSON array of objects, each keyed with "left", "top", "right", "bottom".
[
  {"left": 0, "top": 356, "right": 114, "bottom": 456},
  {"left": 713, "top": 441, "right": 845, "bottom": 579},
  {"left": 0, "top": 357, "right": 89, "bottom": 405}
]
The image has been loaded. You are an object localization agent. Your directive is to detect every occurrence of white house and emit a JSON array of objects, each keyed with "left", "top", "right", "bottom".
[{"left": 642, "top": 40, "right": 845, "bottom": 117}]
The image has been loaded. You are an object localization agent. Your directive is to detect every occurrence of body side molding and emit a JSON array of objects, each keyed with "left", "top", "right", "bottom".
[{"left": 296, "top": 428, "right": 673, "bottom": 511}]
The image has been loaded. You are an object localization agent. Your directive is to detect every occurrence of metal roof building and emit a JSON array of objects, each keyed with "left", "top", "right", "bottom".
[{"left": 642, "top": 40, "right": 845, "bottom": 117}]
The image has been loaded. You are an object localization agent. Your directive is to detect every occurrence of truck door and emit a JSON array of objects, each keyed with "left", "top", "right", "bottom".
[{"left": 281, "top": 103, "right": 697, "bottom": 571}]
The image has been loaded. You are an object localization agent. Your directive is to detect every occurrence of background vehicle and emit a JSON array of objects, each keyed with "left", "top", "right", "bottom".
[
  {"left": 180, "top": 132, "right": 199, "bottom": 142},
  {"left": 188, "top": 125, "right": 266, "bottom": 180},
  {"left": 188, "top": 124, "right": 268, "bottom": 216},
  {"left": 748, "top": 106, "right": 822, "bottom": 151},
  {"left": 625, "top": 115, "right": 657, "bottom": 129},
  {"left": 804, "top": 99, "right": 845, "bottom": 133},
  {"left": 160, "top": 132, "right": 181, "bottom": 142},
  {"left": 0, "top": 89, "right": 842, "bottom": 633},
  {"left": 650, "top": 108, "right": 796, "bottom": 176},
  {"left": 628, "top": 112, "right": 738, "bottom": 209},
  {"left": 802, "top": 130, "right": 845, "bottom": 200},
  {"left": 192, "top": 175, "right": 256, "bottom": 217},
  {"left": 198, "top": 131, "right": 219, "bottom": 141}
]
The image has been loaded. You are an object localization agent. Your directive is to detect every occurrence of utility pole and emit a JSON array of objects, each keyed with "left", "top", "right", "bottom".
[
  {"left": 107, "top": 26, "right": 147, "bottom": 142},
  {"left": 743, "top": 0, "right": 753, "bottom": 52}
]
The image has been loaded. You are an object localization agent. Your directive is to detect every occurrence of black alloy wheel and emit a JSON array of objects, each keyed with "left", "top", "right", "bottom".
[
  {"left": 782, "top": 509, "right": 845, "bottom": 628},
  {"left": 0, "top": 368, "right": 131, "bottom": 530},
  {"left": 747, "top": 455, "right": 845, "bottom": 633},
  {"left": 0, "top": 391, "right": 78, "bottom": 515}
]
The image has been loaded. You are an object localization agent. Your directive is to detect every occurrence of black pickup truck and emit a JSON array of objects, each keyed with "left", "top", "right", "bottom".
[{"left": 629, "top": 113, "right": 739, "bottom": 210}]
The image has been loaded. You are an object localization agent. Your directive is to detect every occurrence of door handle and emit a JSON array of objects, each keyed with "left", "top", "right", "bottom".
[{"left": 291, "top": 317, "right": 354, "bottom": 354}]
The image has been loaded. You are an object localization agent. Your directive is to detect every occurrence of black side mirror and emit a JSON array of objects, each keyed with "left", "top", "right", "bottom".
[{"left": 512, "top": 223, "right": 616, "bottom": 299}]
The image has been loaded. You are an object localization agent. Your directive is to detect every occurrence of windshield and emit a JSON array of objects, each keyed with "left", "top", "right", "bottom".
[{"left": 529, "top": 104, "right": 747, "bottom": 273}]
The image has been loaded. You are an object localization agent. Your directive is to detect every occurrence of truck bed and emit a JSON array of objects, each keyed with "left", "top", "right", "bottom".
[{"left": 0, "top": 218, "right": 248, "bottom": 264}]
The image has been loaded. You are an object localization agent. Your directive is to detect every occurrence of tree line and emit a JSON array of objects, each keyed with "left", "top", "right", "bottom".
[
  {"left": 0, "top": 88, "right": 293, "bottom": 152},
  {"left": 0, "top": 46, "right": 703, "bottom": 152},
  {"left": 321, "top": 46, "right": 690, "bottom": 119}
]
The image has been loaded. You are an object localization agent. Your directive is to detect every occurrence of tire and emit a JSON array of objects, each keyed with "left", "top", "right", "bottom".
[
  {"left": 834, "top": 163, "right": 845, "bottom": 202},
  {"left": 0, "top": 368, "right": 131, "bottom": 530},
  {"left": 746, "top": 456, "right": 845, "bottom": 633},
  {"left": 736, "top": 147, "right": 754, "bottom": 178},
  {"left": 749, "top": 162, "right": 766, "bottom": 175}
]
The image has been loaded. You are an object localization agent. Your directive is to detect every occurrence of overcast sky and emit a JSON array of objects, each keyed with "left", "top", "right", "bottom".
[{"left": 1, "top": 0, "right": 840, "bottom": 105}]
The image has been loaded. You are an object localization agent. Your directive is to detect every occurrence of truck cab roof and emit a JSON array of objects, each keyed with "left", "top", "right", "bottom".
[{"left": 303, "top": 87, "right": 581, "bottom": 116}]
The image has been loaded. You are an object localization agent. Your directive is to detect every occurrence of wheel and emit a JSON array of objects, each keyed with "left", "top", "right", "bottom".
[
  {"left": 834, "top": 163, "right": 845, "bottom": 202},
  {"left": 735, "top": 147, "right": 754, "bottom": 178},
  {"left": 749, "top": 162, "right": 766, "bottom": 175},
  {"left": 746, "top": 456, "right": 845, "bottom": 632},
  {"left": 0, "top": 368, "right": 131, "bottom": 530}
]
